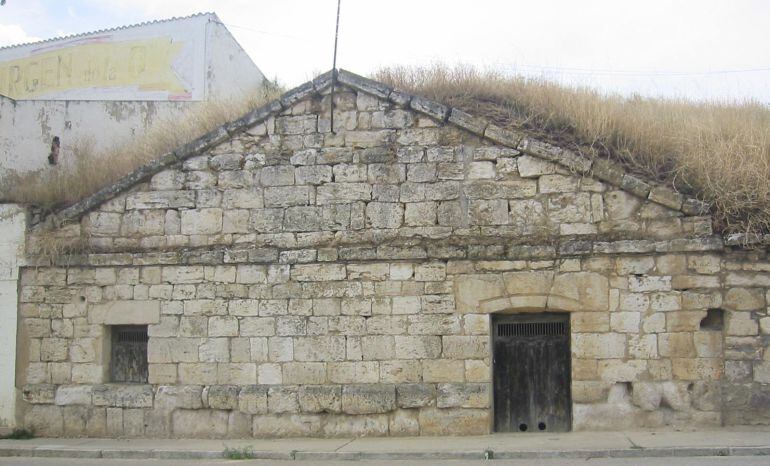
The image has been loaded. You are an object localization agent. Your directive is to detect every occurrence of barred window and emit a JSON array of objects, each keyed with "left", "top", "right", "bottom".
[{"left": 110, "top": 325, "right": 149, "bottom": 383}]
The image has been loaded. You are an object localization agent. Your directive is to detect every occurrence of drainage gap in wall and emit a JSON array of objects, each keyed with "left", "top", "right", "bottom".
[
  {"left": 519, "top": 423, "right": 528, "bottom": 432},
  {"left": 700, "top": 308, "right": 724, "bottom": 331}
]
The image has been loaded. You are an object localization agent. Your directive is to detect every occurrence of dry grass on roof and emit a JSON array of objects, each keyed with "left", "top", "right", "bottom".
[
  {"left": 0, "top": 82, "right": 283, "bottom": 211},
  {"left": 375, "top": 65, "right": 770, "bottom": 237}
]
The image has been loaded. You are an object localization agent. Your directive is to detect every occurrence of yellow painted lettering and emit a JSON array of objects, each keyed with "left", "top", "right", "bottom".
[
  {"left": 0, "top": 38, "right": 187, "bottom": 98},
  {"left": 24, "top": 61, "right": 40, "bottom": 93},
  {"left": 8, "top": 65, "right": 21, "bottom": 95},
  {"left": 41, "top": 56, "right": 57, "bottom": 88},
  {"left": 128, "top": 46, "right": 147, "bottom": 78},
  {"left": 58, "top": 53, "right": 72, "bottom": 86}
]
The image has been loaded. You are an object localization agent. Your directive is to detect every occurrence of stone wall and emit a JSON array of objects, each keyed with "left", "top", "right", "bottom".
[{"left": 16, "top": 75, "right": 770, "bottom": 437}]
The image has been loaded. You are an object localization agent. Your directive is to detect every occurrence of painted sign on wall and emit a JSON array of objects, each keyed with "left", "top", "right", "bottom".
[{"left": 0, "top": 15, "right": 208, "bottom": 101}]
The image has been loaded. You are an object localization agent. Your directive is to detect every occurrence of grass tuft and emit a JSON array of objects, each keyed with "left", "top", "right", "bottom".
[
  {"left": 374, "top": 65, "right": 770, "bottom": 237},
  {"left": 0, "top": 80, "right": 283, "bottom": 213},
  {"left": 0, "top": 428, "right": 35, "bottom": 440},
  {"left": 223, "top": 445, "right": 255, "bottom": 460}
]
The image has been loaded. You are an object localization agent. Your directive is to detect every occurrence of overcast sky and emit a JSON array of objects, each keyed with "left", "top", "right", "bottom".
[{"left": 2, "top": 0, "right": 770, "bottom": 102}]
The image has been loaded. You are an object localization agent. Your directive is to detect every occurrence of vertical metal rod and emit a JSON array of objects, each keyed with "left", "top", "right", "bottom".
[{"left": 330, "top": 0, "right": 341, "bottom": 133}]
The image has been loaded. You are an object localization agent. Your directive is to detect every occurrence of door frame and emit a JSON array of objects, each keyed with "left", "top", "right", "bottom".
[{"left": 490, "top": 311, "right": 573, "bottom": 432}]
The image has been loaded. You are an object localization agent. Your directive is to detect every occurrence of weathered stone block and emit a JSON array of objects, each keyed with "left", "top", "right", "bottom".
[
  {"left": 180, "top": 208, "right": 222, "bottom": 235},
  {"left": 418, "top": 408, "right": 489, "bottom": 435},
  {"left": 437, "top": 383, "right": 490, "bottom": 408},
  {"left": 469, "top": 199, "right": 508, "bottom": 225},
  {"left": 155, "top": 385, "right": 203, "bottom": 410},
  {"left": 407, "top": 315, "right": 460, "bottom": 335},
  {"left": 631, "top": 382, "right": 662, "bottom": 411},
  {"left": 268, "top": 386, "right": 300, "bottom": 413},
  {"left": 328, "top": 361, "right": 379, "bottom": 383},
  {"left": 572, "top": 333, "right": 626, "bottom": 359},
  {"left": 22, "top": 384, "right": 56, "bottom": 404},
  {"left": 55, "top": 385, "right": 93, "bottom": 405},
  {"left": 92, "top": 384, "right": 153, "bottom": 408},
  {"left": 178, "top": 363, "right": 217, "bottom": 385},
  {"left": 366, "top": 202, "right": 404, "bottom": 228},
  {"left": 90, "top": 300, "right": 160, "bottom": 325},
  {"left": 205, "top": 385, "right": 239, "bottom": 410},
  {"left": 725, "top": 311, "right": 759, "bottom": 336},
  {"left": 291, "top": 264, "right": 346, "bottom": 281},
  {"left": 517, "top": 155, "right": 557, "bottom": 178},
  {"left": 441, "top": 336, "right": 488, "bottom": 359},
  {"left": 389, "top": 409, "right": 420, "bottom": 436},
  {"left": 264, "top": 186, "right": 312, "bottom": 207},
  {"left": 298, "top": 385, "right": 342, "bottom": 413},
  {"left": 252, "top": 414, "right": 322, "bottom": 437},
  {"left": 556, "top": 271, "right": 611, "bottom": 308},
  {"left": 379, "top": 360, "right": 421, "bottom": 383},
  {"left": 394, "top": 336, "right": 441, "bottom": 359},
  {"left": 238, "top": 385, "right": 268, "bottom": 414},
  {"left": 283, "top": 362, "right": 326, "bottom": 384},
  {"left": 293, "top": 336, "right": 346, "bottom": 361},
  {"left": 260, "top": 165, "right": 296, "bottom": 186},
  {"left": 317, "top": 183, "right": 371, "bottom": 204},
  {"left": 126, "top": 191, "right": 195, "bottom": 210},
  {"left": 341, "top": 384, "right": 396, "bottom": 414},
  {"left": 172, "top": 409, "right": 228, "bottom": 438},
  {"left": 217, "top": 363, "right": 257, "bottom": 385},
  {"left": 25, "top": 405, "right": 64, "bottom": 436},
  {"left": 725, "top": 287, "right": 765, "bottom": 311},
  {"left": 423, "top": 359, "right": 464, "bottom": 382},
  {"left": 405, "top": 202, "right": 437, "bottom": 226}
]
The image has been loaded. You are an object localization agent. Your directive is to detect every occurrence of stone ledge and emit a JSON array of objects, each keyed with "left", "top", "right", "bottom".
[
  {"left": 337, "top": 69, "right": 392, "bottom": 99},
  {"left": 22, "top": 235, "right": 731, "bottom": 268},
  {"left": 410, "top": 96, "right": 449, "bottom": 122}
]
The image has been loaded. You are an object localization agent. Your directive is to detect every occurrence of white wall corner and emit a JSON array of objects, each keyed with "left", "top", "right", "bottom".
[{"left": 0, "top": 204, "right": 27, "bottom": 429}]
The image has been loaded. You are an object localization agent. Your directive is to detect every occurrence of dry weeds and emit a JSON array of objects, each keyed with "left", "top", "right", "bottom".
[
  {"left": 375, "top": 65, "right": 770, "bottom": 236},
  {"left": 3, "top": 66, "right": 768, "bottom": 237},
  {"left": 0, "top": 82, "right": 282, "bottom": 210}
]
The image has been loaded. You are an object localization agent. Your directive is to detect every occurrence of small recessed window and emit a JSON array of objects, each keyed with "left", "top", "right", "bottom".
[
  {"left": 111, "top": 325, "right": 149, "bottom": 383},
  {"left": 699, "top": 309, "right": 724, "bottom": 331}
]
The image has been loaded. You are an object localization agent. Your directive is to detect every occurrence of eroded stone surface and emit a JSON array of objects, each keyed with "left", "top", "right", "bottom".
[{"left": 17, "top": 78, "right": 770, "bottom": 438}]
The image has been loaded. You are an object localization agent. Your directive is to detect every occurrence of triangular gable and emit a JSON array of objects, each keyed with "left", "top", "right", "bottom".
[{"left": 42, "top": 69, "right": 709, "bottom": 228}]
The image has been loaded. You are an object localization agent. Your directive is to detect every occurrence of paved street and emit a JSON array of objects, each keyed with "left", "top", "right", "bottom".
[
  {"left": 1, "top": 457, "right": 769, "bottom": 466},
  {"left": 1, "top": 429, "right": 769, "bottom": 463}
]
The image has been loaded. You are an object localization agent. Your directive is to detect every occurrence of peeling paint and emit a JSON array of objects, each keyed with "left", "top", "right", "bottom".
[{"left": 0, "top": 18, "right": 263, "bottom": 175}]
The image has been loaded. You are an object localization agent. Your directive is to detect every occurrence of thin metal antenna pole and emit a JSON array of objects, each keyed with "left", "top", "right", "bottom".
[{"left": 330, "top": 0, "right": 341, "bottom": 133}]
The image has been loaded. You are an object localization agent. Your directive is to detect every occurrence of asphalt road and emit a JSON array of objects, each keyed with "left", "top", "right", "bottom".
[{"left": 1, "top": 456, "right": 769, "bottom": 466}]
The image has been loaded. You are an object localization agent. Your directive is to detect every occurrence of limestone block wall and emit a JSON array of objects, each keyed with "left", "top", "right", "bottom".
[{"left": 16, "top": 79, "right": 770, "bottom": 436}]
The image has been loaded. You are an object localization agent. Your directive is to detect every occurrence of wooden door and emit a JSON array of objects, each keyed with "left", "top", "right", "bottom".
[{"left": 492, "top": 313, "right": 571, "bottom": 432}]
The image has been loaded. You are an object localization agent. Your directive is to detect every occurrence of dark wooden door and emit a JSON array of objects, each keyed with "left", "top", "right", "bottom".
[{"left": 492, "top": 313, "right": 571, "bottom": 432}]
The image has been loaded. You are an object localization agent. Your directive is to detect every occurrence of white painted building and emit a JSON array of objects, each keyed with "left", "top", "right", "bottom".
[
  {"left": 0, "top": 12, "right": 266, "bottom": 175},
  {"left": 0, "top": 204, "right": 25, "bottom": 431},
  {"left": 0, "top": 13, "right": 265, "bottom": 430}
]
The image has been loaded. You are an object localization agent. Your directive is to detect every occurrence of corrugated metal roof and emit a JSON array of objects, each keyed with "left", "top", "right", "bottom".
[{"left": 0, "top": 11, "right": 218, "bottom": 51}]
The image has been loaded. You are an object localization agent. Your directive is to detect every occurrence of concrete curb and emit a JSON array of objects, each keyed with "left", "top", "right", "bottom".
[{"left": 0, "top": 445, "right": 768, "bottom": 460}]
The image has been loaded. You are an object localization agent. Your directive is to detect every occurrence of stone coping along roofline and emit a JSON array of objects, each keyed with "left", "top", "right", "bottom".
[{"left": 40, "top": 68, "right": 710, "bottom": 231}]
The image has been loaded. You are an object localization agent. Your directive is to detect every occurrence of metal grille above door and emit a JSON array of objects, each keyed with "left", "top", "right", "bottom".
[
  {"left": 496, "top": 321, "right": 567, "bottom": 338},
  {"left": 492, "top": 313, "right": 571, "bottom": 433}
]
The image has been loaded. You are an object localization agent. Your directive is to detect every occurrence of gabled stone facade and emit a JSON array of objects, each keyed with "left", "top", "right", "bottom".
[{"left": 16, "top": 70, "right": 770, "bottom": 438}]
